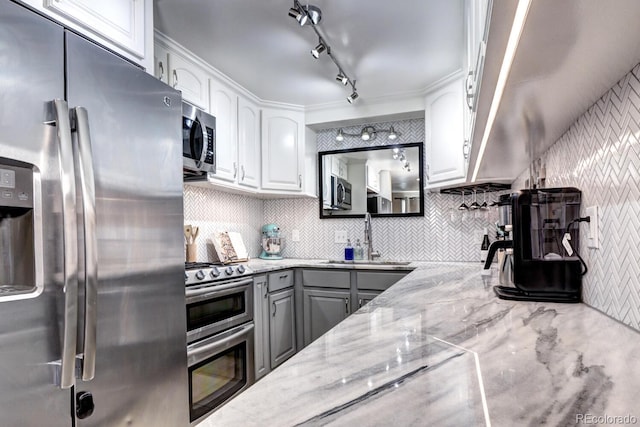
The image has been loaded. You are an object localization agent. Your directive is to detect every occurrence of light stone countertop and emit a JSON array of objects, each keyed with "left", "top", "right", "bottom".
[{"left": 199, "top": 260, "right": 640, "bottom": 427}]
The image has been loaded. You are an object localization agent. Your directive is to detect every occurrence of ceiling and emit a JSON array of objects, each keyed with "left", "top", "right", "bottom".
[{"left": 153, "top": 0, "right": 465, "bottom": 107}]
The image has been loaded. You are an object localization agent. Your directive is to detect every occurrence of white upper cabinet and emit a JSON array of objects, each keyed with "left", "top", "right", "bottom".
[
  {"left": 169, "top": 53, "right": 208, "bottom": 110},
  {"left": 23, "top": 0, "right": 151, "bottom": 70},
  {"left": 366, "top": 161, "right": 380, "bottom": 194},
  {"left": 154, "top": 43, "right": 169, "bottom": 85},
  {"left": 424, "top": 78, "right": 468, "bottom": 186},
  {"left": 261, "top": 108, "right": 305, "bottom": 192},
  {"left": 209, "top": 79, "right": 238, "bottom": 182},
  {"left": 237, "top": 97, "right": 261, "bottom": 189}
]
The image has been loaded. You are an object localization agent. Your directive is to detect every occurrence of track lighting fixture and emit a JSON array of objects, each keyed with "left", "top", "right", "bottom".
[
  {"left": 287, "top": 1, "right": 358, "bottom": 104},
  {"left": 334, "top": 125, "right": 401, "bottom": 142},
  {"left": 311, "top": 41, "right": 327, "bottom": 59}
]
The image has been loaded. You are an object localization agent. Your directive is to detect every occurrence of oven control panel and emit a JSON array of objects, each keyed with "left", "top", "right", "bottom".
[{"left": 185, "top": 263, "right": 252, "bottom": 285}]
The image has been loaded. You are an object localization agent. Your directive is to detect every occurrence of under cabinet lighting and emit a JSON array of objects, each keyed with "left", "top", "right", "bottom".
[{"left": 471, "top": 0, "right": 533, "bottom": 182}]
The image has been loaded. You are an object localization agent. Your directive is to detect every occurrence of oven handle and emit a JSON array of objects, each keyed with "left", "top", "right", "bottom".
[
  {"left": 185, "top": 277, "right": 253, "bottom": 298},
  {"left": 188, "top": 323, "right": 254, "bottom": 358}
]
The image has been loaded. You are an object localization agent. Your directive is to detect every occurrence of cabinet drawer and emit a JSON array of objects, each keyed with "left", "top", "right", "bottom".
[
  {"left": 356, "top": 271, "right": 408, "bottom": 291},
  {"left": 268, "top": 269, "right": 294, "bottom": 292},
  {"left": 302, "top": 269, "right": 350, "bottom": 289}
]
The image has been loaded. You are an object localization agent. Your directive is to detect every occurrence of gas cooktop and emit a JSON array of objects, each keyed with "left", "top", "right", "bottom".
[{"left": 184, "top": 261, "right": 252, "bottom": 285}]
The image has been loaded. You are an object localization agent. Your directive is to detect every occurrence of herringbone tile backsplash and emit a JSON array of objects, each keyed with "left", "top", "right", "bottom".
[
  {"left": 186, "top": 62, "right": 640, "bottom": 332},
  {"left": 513, "top": 63, "right": 640, "bottom": 331}
]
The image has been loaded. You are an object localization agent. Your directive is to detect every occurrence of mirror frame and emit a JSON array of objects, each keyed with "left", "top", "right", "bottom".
[{"left": 318, "top": 142, "right": 425, "bottom": 219}]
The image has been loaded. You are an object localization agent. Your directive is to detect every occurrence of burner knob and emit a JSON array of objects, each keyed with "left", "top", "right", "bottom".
[
  {"left": 184, "top": 272, "right": 189, "bottom": 282},
  {"left": 210, "top": 267, "right": 220, "bottom": 278},
  {"left": 236, "top": 265, "right": 246, "bottom": 274},
  {"left": 225, "top": 266, "right": 234, "bottom": 276},
  {"left": 195, "top": 270, "right": 205, "bottom": 280}
]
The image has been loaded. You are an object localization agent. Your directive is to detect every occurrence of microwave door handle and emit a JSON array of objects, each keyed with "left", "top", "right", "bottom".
[
  {"left": 53, "top": 99, "right": 79, "bottom": 390},
  {"left": 74, "top": 107, "right": 98, "bottom": 382}
]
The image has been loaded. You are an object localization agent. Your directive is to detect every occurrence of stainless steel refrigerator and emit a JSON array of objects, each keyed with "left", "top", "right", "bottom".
[{"left": 0, "top": 1, "right": 188, "bottom": 425}]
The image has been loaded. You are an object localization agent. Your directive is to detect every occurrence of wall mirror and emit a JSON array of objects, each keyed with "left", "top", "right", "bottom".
[{"left": 318, "top": 142, "right": 424, "bottom": 218}]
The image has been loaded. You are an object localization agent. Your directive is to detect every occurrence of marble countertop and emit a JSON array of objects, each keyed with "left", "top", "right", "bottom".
[{"left": 200, "top": 261, "right": 640, "bottom": 426}]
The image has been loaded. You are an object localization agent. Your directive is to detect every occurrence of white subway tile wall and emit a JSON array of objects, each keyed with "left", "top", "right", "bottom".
[{"left": 513, "top": 64, "right": 640, "bottom": 331}]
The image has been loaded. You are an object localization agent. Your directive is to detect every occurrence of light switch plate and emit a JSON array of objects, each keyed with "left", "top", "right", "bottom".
[
  {"left": 586, "top": 205, "right": 599, "bottom": 248},
  {"left": 334, "top": 230, "right": 347, "bottom": 244},
  {"left": 291, "top": 229, "right": 300, "bottom": 242}
]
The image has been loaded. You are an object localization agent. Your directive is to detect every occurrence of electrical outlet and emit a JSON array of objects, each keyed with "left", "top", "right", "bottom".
[
  {"left": 334, "top": 230, "right": 348, "bottom": 244},
  {"left": 291, "top": 229, "right": 300, "bottom": 242},
  {"left": 586, "top": 206, "right": 599, "bottom": 249}
]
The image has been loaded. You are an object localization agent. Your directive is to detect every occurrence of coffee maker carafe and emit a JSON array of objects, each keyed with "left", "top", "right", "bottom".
[{"left": 484, "top": 188, "right": 584, "bottom": 302}]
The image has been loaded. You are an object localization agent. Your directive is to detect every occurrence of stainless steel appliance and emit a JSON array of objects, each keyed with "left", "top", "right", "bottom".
[
  {"left": 185, "top": 262, "right": 255, "bottom": 424},
  {"left": 331, "top": 175, "right": 352, "bottom": 210},
  {"left": 182, "top": 101, "right": 216, "bottom": 179},
  {"left": 484, "top": 188, "right": 585, "bottom": 302},
  {"left": 0, "top": 1, "right": 188, "bottom": 425}
]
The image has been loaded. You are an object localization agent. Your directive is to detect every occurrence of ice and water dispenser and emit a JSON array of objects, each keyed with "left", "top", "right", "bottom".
[{"left": 0, "top": 159, "right": 38, "bottom": 299}]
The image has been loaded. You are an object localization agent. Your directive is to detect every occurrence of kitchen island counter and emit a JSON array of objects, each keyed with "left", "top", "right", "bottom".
[{"left": 200, "top": 261, "right": 640, "bottom": 426}]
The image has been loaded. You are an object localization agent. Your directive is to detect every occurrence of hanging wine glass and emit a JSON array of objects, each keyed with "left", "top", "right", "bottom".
[
  {"left": 458, "top": 190, "right": 468, "bottom": 210},
  {"left": 469, "top": 190, "right": 481, "bottom": 210},
  {"left": 480, "top": 191, "right": 489, "bottom": 210}
]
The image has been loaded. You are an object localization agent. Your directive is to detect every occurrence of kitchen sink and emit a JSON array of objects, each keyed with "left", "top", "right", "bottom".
[{"left": 321, "top": 260, "right": 411, "bottom": 266}]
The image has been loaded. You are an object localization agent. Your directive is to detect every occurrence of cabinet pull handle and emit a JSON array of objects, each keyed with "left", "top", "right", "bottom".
[
  {"left": 172, "top": 70, "right": 178, "bottom": 88},
  {"left": 158, "top": 61, "right": 164, "bottom": 81},
  {"left": 345, "top": 298, "right": 349, "bottom": 314},
  {"left": 279, "top": 274, "right": 288, "bottom": 279},
  {"left": 233, "top": 162, "right": 237, "bottom": 178},
  {"left": 241, "top": 165, "right": 245, "bottom": 181},
  {"left": 272, "top": 301, "right": 277, "bottom": 317},
  {"left": 465, "top": 70, "right": 474, "bottom": 109},
  {"left": 298, "top": 174, "right": 302, "bottom": 188},
  {"left": 264, "top": 282, "right": 268, "bottom": 298},
  {"left": 358, "top": 299, "right": 363, "bottom": 308},
  {"left": 463, "top": 140, "right": 470, "bottom": 160}
]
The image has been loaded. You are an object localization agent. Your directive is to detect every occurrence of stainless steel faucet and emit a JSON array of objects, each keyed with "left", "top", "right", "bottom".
[{"left": 364, "top": 212, "right": 381, "bottom": 261}]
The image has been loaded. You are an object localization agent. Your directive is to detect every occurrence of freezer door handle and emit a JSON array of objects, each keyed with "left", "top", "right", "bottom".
[
  {"left": 74, "top": 107, "right": 98, "bottom": 382},
  {"left": 53, "top": 99, "right": 79, "bottom": 389}
]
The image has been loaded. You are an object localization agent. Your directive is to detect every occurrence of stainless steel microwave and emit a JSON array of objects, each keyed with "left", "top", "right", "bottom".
[
  {"left": 331, "top": 176, "right": 352, "bottom": 210},
  {"left": 182, "top": 101, "right": 216, "bottom": 177}
]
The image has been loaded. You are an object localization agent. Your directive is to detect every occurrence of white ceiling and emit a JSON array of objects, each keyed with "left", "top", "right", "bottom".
[{"left": 153, "top": 0, "right": 465, "bottom": 107}]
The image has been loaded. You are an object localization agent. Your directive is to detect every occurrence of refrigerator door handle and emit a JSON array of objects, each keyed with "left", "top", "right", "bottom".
[
  {"left": 52, "top": 99, "right": 79, "bottom": 390},
  {"left": 74, "top": 107, "right": 98, "bottom": 382}
]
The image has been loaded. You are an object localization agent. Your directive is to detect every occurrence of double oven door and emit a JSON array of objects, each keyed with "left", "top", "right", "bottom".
[{"left": 186, "top": 277, "right": 255, "bottom": 424}]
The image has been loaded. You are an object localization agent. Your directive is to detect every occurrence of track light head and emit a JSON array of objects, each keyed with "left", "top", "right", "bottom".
[
  {"left": 311, "top": 41, "right": 327, "bottom": 58},
  {"left": 347, "top": 92, "right": 358, "bottom": 104},
  {"left": 336, "top": 73, "right": 348, "bottom": 85},
  {"left": 289, "top": 3, "right": 321, "bottom": 26},
  {"left": 335, "top": 129, "right": 344, "bottom": 142}
]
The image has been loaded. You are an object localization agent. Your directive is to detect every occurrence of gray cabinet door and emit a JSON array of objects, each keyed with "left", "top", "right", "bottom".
[
  {"left": 303, "top": 288, "right": 351, "bottom": 346},
  {"left": 254, "top": 275, "right": 271, "bottom": 380},
  {"left": 269, "top": 288, "right": 297, "bottom": 369},
  {"left": 357, "top": 291, "right": 381, "bottom": 310}
]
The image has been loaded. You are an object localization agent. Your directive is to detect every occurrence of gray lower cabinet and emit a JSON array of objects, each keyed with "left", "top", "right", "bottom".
[
  {"left": 303, "top": 288, "right": 351, "bottom": 346},
  {"left": 357, "top": 290, "right": 381, "bottom": 309},
  {"left": 269, "top": 288, "right": 297, "bottom": 368},
  {"left": 253, "top": 275, "right": 271, "bottom": 380}
]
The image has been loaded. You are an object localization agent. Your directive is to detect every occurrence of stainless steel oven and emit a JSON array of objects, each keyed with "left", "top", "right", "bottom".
[{"left": 185, "top": 263, "right": 255, "bottom": 424}]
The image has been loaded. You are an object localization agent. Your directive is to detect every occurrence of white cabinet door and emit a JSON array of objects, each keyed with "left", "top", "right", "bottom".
[
  {"left": 261, "top": 108, "right": 304, "bottom": 192},
  {"left": 238, "top": 96, "right": 261, "bottom": 189},
  {"left": 209, "top": 79, "right": 238, "bottom": 182},
  {"left": 425, "top": 79, "right": 467, "bottom": 185},
  {"left": 366, "top": 162, "right": 380, "bottom": 193},
  {"left": 169, "top": 53, "right": 208, "bottom": 110},
  {"left": 154, "top": 43, "right": 169, "bottom": 84},
  {"left": 43, "top": 0, "right": 145, "bottom": 57}
]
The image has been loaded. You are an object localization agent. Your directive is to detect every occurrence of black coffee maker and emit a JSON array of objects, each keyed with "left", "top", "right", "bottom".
[{"left": 484, "top": 187, "right": 584, "bottom": 302}]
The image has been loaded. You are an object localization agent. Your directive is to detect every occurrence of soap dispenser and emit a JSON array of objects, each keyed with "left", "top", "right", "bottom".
[
  {"left": 344, "top": 239, "right": 354, "bottom": 261},
  {"left": 354, "top": 239, "right": 364, "bottom": 260}
]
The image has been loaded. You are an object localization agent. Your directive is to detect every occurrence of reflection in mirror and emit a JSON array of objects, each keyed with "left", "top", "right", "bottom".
[{"left": 319, "top": 142, "right": 424, "bottom": 218}]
